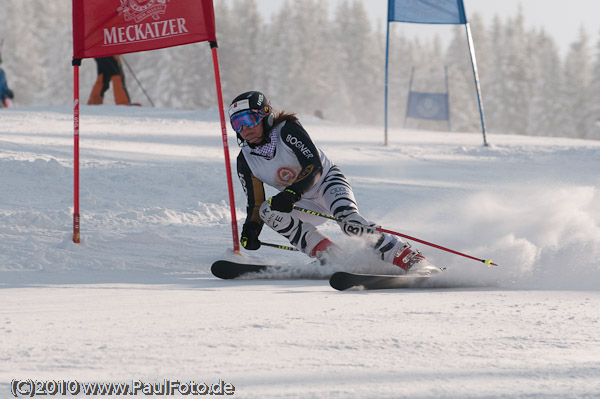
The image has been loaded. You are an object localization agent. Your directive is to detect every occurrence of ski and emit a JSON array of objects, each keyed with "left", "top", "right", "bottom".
[
  {"left": 329, "top": 271, "right": 439, "bottom": 291},
  {"left": 212, "top": 260, "right": 444, "bottom": 288},
  {"left": 211, "top": 260, "right": 284, "bottom": 279}
]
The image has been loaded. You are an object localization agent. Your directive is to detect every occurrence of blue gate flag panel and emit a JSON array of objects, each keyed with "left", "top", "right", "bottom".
[
  {"left": 406, "top": 91, "right": 450, "bottom": 121},
  {"left": 388, "top": 0, "right": 467, "bottom": 24}
]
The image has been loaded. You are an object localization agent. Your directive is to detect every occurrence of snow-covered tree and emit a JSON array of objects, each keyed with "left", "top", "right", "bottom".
[
  {"left": 2, "top": 0, "right": 600, "bottom": 141},
  {"left": 490, "top": 10, "right": 533, "bottom": 134},
  {"left": 583, "top": 28, "right": 600, "bottom": 139},
  {"left": 445, "top": 22, "right": 480, "bottom": 132},
  {"left": 563, "top": 27, "right": 593, "bottom": 138},
  {"left": 331, "top": 0, "right": 382, "bottom": 124},
  {"left": 526, "top": 30, "right": 566, "bottom": 137}
]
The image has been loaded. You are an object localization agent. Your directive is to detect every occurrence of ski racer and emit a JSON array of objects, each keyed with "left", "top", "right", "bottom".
[{"left": 230, "top": 90, "right": 439, "bottom": 274}]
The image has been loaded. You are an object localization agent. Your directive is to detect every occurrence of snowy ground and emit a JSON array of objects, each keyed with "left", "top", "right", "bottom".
[{"left": 1, "top": 106, "right": 599, "bottom": 398}]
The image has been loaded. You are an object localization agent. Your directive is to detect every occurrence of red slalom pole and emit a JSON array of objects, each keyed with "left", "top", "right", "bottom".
[
  {"left": 72, "top": 59, "right": 81, "bottom": 244},
  {"left": 293, "top": 205, "right": 497, "bottom": 267},
  {"left": 210, "top": 42, "right": 240, "bottom": 254}
]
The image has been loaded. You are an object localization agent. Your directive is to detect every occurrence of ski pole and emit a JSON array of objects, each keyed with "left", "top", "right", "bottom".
[
  {"left": 121, "top": 56, "right": 155, "bottom": 107},
  {"left": 260, "top": 241, "right": 298, "bottom": 251},
  {"left": 293, "top": 205, "right": 497, "bottom": 267}
]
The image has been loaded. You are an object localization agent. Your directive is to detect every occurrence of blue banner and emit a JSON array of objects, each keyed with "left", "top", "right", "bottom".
[
  {"left": 388, "top": 0, "right": 467, "bottom": 24},
  {"left": 406, "top": 91, "right": 449, "bottom": 121}
]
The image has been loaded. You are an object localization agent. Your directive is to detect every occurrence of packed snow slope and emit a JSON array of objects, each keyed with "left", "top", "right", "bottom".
[{"left": 1, "top": 106, "right": 599, "bottom": 398}]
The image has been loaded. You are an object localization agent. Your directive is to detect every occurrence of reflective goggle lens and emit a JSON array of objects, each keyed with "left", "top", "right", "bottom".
[{"left": 230, "top": 110, "right": 266, "bottom": 133}]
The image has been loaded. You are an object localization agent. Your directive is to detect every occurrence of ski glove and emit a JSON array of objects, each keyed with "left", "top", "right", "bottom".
[
  {"left": 340, "top": 214, "right": 379, "bottom": 237},
  {"left": 240, "top": 221, "right": 262, "bottom": 250},
  {"left": 269, "top": 189, "right": 300, "bottom": 213}
]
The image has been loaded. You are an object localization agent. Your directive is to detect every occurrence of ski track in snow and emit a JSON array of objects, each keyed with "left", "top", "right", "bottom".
[{"left": 1, "top": 106, "right": 599, "bottom": 398}]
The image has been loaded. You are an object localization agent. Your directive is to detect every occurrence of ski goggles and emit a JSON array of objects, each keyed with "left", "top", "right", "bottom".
[{"left": 230, "top": 109, "right": 267, "bottom": 133}]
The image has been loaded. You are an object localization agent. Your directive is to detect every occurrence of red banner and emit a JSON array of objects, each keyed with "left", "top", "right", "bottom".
[{"left": 73, "top": 0, "right": 216, "bottom": 59}]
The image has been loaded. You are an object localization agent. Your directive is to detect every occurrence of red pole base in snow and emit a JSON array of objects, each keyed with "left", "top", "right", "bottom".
[{"left": 73, "top": 213, "right": 80, "bottom": 244}]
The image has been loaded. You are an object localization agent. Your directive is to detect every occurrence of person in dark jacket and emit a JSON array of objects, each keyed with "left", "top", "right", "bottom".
[{"left": 88, "top": 55, "right": 131, "bottom": 105}]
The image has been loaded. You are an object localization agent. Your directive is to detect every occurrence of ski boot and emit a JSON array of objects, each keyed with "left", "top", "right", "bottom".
[
  {"left": 393, "top": 243, "right": 442, "bottom": 276},
  {"left": 311, "top": 238, "right": 343, "bottom": 265}
]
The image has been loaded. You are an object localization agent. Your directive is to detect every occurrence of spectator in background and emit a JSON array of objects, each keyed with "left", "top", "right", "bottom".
[
  {"left": 88, "top": 55, "right": 131, "bottom": 105},
  {"left": 0, "top": 55, "right": 14, "bottom": 108}
]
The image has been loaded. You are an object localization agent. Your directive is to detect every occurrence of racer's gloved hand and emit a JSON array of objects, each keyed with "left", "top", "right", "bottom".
[
  {"left": 240, "top": 221, "right": 262, "bottom": 250},
  {"left": 340, "top": 213, "right": 379, "bottom": 237},
  {"left": 269, "top": 189, "right": 300, "bottom": 213},
  {"left": 6, "top": 89, "right": 14, "bottom": 99}
]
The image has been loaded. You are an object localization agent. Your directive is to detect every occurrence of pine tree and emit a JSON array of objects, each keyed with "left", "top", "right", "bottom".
[
  {"left": 35, "top": 2, "right": 72, "bottom": 106},
  {"left": 500, "top": 10, "right": 533, "bottom": 134},
  {"left": 3, "top": 0, "right": 47, "bottom": 105},
  {"left": 385, "top": 25, "right": 415, "bottom": 129},
  {"left": 445, "top": 24, "right": 477, "bottom": 133},
  {"left": 332, "top": 0, "right": 383, "bottom": 124},
  {"left": 587, "top": 29, "right": 600, "bottom": 139},
  {"left": 223, "top": 0, "right": 264, "bottom": 96},
  {"left": 262, "top": 0, "right": 298, "bottom": 108},
  {"left": 526, "top": 30, "right": 565, "bottom": 137},
  {"left": 563, "top": 27, "right": 592, "bottom": 138}
]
